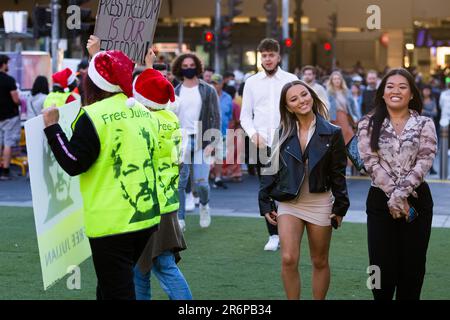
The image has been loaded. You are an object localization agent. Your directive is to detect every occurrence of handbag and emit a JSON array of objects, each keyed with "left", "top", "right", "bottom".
[{"left": 345, "top": 135, "right": 366, "bottom": 172}]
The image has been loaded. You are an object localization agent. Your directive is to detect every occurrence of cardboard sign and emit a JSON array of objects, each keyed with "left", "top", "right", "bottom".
[
  {"left": 94, "top": 0, "right": 162, "bottom": 65},
  {"left": 25, "top": 100, "right": 91, "bottom": 290}
]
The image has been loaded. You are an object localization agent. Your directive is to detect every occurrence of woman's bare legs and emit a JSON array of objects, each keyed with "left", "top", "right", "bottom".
[
  {"left": 278, "top": 215, "right": 306, "bottom": 299},
  {"left": 306, "top": 223, "right": 332, "bottom": 300}
]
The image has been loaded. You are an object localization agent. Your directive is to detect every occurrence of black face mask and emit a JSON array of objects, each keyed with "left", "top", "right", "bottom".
[
  {"left": 182, "top": 68, "right": 197, "bottom": 79},
  {"left": 261, "top": 63, "right": 279, "bottom": 76}
]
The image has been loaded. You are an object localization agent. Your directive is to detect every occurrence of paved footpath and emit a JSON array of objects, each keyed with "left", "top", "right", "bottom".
[{"left": 1, "top": 169, "right": 449, "bottom": 228}]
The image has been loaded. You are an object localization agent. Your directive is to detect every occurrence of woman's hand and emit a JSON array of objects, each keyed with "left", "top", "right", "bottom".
[
  {"left": 330, "top": 214, "right": 343, "bottom": 229},
  {"left": 145, "top": 48, "right": 157, "bottom": 69},
  {"left": 265, "top": 211, "right": 278, "bottom": 226},
  {"left": 42, "top": 107, "right": 60, "bottom": 128},
  {"left": 388, "top": 197, "right": 410, "bottom": 220},
  {"left": 402, "top": 199, "right": 411, "bottom": 221},
  {"left": 389, "top": 207, "right": 404, "bottom": 219},
  {"left": 87, "top": 35, "right": 101, "bottom": 58}
]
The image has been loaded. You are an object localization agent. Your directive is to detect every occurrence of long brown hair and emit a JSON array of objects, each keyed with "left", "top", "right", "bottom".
[
  {"left": 368, "top": 68, "right": 423, "bottom": 151},
  {"left": 276, "top": 80, "right": 329, "bottom": 151},
  {"left": 83, "top": 75, "right": 116, "bottom": 106}
]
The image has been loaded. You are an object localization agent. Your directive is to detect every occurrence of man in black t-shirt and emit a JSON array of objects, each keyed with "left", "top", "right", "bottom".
[{"left": 0, "top": 55, "right": 21, "bottom": 180}]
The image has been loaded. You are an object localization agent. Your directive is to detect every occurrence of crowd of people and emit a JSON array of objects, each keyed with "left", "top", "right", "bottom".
[{"left": 0, "top": 33, "right": 448, "bottom": 300}]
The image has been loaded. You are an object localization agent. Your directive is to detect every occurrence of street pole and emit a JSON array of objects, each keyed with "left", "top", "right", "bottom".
[
  {"left": 295, "top": 0, "right": 303, "bottom": 69},
  {"left": 282, "top": 0, "right": 290, "bottom": 71},
  {"left": 440, "top": 120, "right": 449, "bottom": 180},
  {"left": 178, "top": 18, "right": 184, "bottom": 55},
  {"left": 51, "top": 0, "right": 60, "bottom": 73},
  {"left": 214, "top": 0, "right": 221, "bottom": 74}
]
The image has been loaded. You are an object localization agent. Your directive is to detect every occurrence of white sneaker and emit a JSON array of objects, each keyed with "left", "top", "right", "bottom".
[
  {"left": 199, "top": 204, "right": 211, "bottom": 228},
  {"left": 264, "top": 235, "right": 280, "bottom": 251},
  {"left": 178, "top": 219, "right": 186, "bottom": 232},
  {"left": 185, "top": 192, "right": 195, "bottom": 212}
]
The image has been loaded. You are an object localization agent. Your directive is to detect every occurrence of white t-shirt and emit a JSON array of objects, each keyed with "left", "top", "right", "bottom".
[{"left": 177, "top": 85, "right": 202, "bottom": 136}]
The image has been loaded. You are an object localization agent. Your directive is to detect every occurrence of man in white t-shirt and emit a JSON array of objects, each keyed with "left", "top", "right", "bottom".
[
  {"left": 240, "top": 39, "right": 298, "bottom": 251},
  {"left": 171, "top": 53, "right": 221, "bottom": 232}
]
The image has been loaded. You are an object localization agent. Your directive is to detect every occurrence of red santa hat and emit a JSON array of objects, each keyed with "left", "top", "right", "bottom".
[
  {"left": 52, "top": 68, "right": 76, "bottom": 92},
  {"left": 133, "top": 68, "right": 175, "bottom": 110},
  {"left": 88, "top": 50, "right": 136, "bottom": 107}
]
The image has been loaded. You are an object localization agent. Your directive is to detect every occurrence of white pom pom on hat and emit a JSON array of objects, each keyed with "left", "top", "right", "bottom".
[{"left": 126, "top": 97, "right": 136, "bottom": 108}]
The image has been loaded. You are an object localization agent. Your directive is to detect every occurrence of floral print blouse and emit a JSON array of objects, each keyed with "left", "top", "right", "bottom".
[{"left": 357, "top": 110, "right": 437, "bottom": 211}]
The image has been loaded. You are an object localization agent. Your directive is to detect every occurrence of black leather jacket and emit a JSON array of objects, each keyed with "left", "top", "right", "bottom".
[{"left": 258, "top": 115, "right": 350, "bottom": 217}]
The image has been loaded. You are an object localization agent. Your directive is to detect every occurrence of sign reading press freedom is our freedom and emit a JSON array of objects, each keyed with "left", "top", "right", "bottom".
[{"left": 94, "top": 0, "right": 162, "bottom": 65}]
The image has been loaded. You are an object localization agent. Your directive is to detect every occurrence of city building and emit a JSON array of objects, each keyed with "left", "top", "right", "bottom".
[{"left": 0, "top": 0, "right": 449, "bottom": 78}]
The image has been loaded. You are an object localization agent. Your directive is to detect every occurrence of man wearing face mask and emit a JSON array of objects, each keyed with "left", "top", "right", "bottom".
[
  {"left": 240, "top": 39, "right": 298, "bottom": 251},
  {"left": 223, "top": 71, "right": 237, "bottom": 99},
  {"left": 170, "top": 53, "right": 221, "bottom": 232}
]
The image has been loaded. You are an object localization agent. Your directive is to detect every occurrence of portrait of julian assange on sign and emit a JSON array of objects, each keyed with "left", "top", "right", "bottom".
[{"left": 94, "top": 0, "right": 162, "bottom": 65}]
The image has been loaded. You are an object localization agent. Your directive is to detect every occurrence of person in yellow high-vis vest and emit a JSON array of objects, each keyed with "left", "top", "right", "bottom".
[
  {"left": 132, "top": 67, "right": 192, "bottom": 300},
  {"left": 42, "top": 50, "right": 161, "bottom": 300},
  {"left": 43, "top": 68, "right": 79, "bottom": 109}
]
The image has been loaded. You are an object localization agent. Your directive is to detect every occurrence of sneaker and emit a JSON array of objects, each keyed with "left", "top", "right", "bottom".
[
  {"left": 178, "top": 219, "right": 186, "bottom": 232},
  {"left": 213, "top": 179, "right": 228, "bottom": 189},
  {"left": 199, "top": 204, "right": 211, "bottom": 228},
  {"left": 0, "top": 173, "right": 12, "bottom": 181},
  {"left": 264, "top": 235, "right": 280, "bottom": 251},
  {"left": 185, "top": 192, "right": 195, "bottom": 212}
]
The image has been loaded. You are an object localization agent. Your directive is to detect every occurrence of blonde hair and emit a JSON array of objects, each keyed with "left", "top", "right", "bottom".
[{"left": 326, "top": 71, "right": 348, "bottom": 95}]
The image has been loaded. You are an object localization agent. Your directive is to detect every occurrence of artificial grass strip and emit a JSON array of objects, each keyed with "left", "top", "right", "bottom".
[{"left": 1, "top": 207, "right": 449, "bottom": 300}]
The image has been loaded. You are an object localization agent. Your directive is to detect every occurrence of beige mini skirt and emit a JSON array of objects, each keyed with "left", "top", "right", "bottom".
[{"left": 277, "top": 165, "right": 333, "bottom": 227}]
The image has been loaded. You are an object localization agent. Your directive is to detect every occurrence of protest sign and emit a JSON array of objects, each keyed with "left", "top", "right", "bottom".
[
  {"left": 25, "top": 100, "right": 91, "bottom": 290},
  {"left": 94, "top": 0, "right": 162, "bottom": 64}
]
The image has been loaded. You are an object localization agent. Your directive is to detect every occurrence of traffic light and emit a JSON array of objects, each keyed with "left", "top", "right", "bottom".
[
  {"left": 324, "top": 42, "right": 332, "bottom": 55},
  {"left": 66, "top": 0, "right": 93, "bottom": 38},
  {"left": 229, "top": 0, "right": 243, "bottom": 19},
  {"left": 219, "top": 16, "right": 233, "bottom": 50},
  {"left": 203, "top": 30, "right": 215, "bottom": 51},
  {"left": 284, "top": 38, "right": 293, "bottom": 49},
  {"left": 328, "top": 13, "right": 337, "bottom": 38},
  {"left": 32, "top": 5, "right": 51, "bottom": 38}
]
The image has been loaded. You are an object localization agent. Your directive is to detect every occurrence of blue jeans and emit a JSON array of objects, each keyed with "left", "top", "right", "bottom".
[
  {"left": 134, "top": 251, "right": 193, "bottom": 300},
  {"left": 178, "top": 137, "right": 211, "bottom": 220}
]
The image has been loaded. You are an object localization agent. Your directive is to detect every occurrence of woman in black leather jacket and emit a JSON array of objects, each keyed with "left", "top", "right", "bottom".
[{"left": 259, "top": 80, "right": 349, "bottom": 300}]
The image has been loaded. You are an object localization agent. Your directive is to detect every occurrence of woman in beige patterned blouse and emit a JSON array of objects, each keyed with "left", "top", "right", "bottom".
[{"left": 357, "top": 68, "right": 437, "bottom": 300}]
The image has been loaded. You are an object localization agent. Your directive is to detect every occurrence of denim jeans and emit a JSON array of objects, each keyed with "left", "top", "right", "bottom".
[
  {"left": 178, "top": 137, "right": 211, "bottom": 220},
  {"left": 134, "top": 251, "right": 193, "bottom": 300}
]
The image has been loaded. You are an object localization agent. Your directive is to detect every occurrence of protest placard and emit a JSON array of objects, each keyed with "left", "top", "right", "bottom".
[
  {"left": 25, "top": 100, "right": 91, "bottom": 290},
  {"left": 94, "top": 0, "right": 162, "bottom": 64}
]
